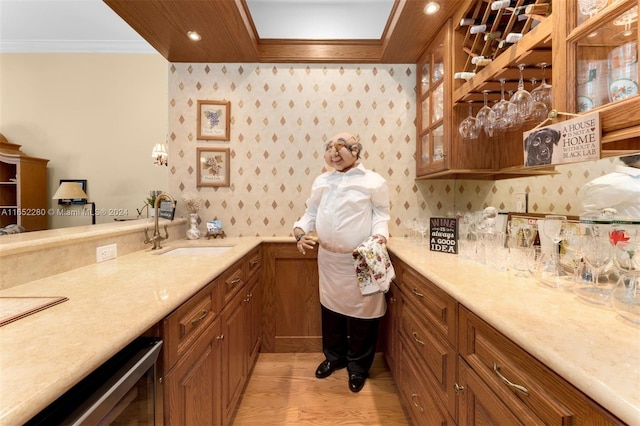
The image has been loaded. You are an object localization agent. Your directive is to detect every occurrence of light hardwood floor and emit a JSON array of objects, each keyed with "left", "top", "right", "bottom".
[{"left": 232, "top": 352, "right": 410, "bottom": 425}]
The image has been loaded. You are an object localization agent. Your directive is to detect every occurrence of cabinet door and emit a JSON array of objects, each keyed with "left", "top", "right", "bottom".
[
  {"left": 221, "top": 293, "right": 247, "bottom": 425},
  {"left": 417, "top": 22, "right": 451, "bottom": 176},
  {"left": 382, "top": 280, "right": 402, "bottom": 376},
  {"left": 261, "top": 243, "right": 321, "bottom": 352},
  {"left": 164, "top": 317, "right": 222, "bottom": 426},
  {"left": 245, "top": 273, "right": 263, "bottom": 369},
  {"left": 399, "top": 339, "right": 455, "bottom": 426}
]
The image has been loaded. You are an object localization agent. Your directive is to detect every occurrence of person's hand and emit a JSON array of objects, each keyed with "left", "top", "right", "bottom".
[{"left": 297, "top": 234, "right": 317, "bottom": 255}]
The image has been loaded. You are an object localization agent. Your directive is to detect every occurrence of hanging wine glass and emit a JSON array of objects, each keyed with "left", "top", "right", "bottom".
[
  {"left": 529, "top": 78, "right": 549, "bottom": 123},
  {"left": 458, "top": 101, "right": 479, "bottom": 140},
  {"left": 612, "top": 6, "right": 638, "bottom": 42},
  {"left": 491, "top": 79, "right": 514, "bottom": 132},
  {"left": 475, "top": 90, "right": 496, "bottom": 137},
  {"left": 509, "top": 64, "right": 534, "bottom": 125},
  {"left": 531, "top": 63, "right": 553, "bottom": 112}
]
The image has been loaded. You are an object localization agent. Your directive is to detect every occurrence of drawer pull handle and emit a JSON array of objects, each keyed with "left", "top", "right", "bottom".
[
  {"left": 217, "top": 334, "right": 224, "bottom": 341},
  {"left": 410, "top": 393, "right": 424, "bottom": 412},
  {"left": 250, "top": 259, "right": 260, "bottom": 266},
  {"left": 389, "top": 297, "right": 397, "bottom": 303},
  {"left": 191, "top": 310, "right": 209, "bottom": 327},
  {"left": 493, "top": 362, "right": 529, "bottom": 396},
  {"left": 411, "top": 288, "right": 424, "bottom": 298},
  {"left": 230, "top": 277, "right": 242, "bottom": 286},
  {"left": 453, "top": 383, "right": 465, "bottom": 394},
  {"left": 412, "top": 331, "right": 425, "bottom": 345}
]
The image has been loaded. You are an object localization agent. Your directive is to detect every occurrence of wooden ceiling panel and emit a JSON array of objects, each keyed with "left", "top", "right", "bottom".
[{"left": 104, "top": 0, "right": 472, "bottom": 63}]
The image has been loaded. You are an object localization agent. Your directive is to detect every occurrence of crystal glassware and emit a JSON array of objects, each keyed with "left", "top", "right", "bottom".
[
  {"left": 531, "top": 63, "right": 553, "bottom": 112},
  {"left": 508, "top": 222, "right": 537, "bottom": 277},
  {"left": 509, "top": 64, "right": 534, "bottom": 125},
  {"left": 610, "top": 219, "right": 640, "bottom": 323},
  {"left": 458, "top": 101, "right": 480, "bottom": 140},
  {"left": 475, "top": 90, "right": 496, "bottom": 137},
  {"left": 578, "top": 0, "right": 608, "bottom": 18},
  {"left": 491, "top": 79, "right": 515, "bottom": 133}
]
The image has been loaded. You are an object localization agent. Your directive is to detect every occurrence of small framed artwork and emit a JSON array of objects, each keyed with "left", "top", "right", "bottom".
[
  {"left": 197, "top": 100, "right": 230, "bottom": 141},
  {"left": 57, "top": 179, "right": 87, "bottom": 205},
  {"left": 197, "top": 147, "right": 230, "bottom": 187}
]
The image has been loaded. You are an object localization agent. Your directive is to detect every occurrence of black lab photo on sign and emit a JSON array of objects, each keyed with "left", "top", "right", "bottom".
[{"left": 429, "top": 217, "right": 458, "bottom": 254}]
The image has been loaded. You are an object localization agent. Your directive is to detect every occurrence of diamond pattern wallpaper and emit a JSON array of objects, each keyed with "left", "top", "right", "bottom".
[{"left": 168, "top": 63, "right": 620, "bottom": 237}]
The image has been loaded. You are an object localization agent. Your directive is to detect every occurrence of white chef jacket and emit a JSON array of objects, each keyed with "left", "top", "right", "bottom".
[
  {"left": 579, "top": 165, "right": 640, "bottom": 218},
  {"left": 293, "top": 163, "right": 390, "bottom": 319}
]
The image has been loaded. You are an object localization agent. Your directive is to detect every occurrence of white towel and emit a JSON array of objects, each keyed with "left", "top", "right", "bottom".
[{"left": 352, "top": 235, "right": 396, "bottom": 296}]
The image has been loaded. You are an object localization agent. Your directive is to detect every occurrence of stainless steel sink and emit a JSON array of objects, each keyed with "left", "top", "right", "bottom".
[{"left": 160, "top": 246, "right": 234, "bottom": 256}]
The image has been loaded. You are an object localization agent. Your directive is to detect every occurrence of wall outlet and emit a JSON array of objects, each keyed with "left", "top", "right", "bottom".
[{"left": 96, "top": 244, "right": 117, "bottom": 263}]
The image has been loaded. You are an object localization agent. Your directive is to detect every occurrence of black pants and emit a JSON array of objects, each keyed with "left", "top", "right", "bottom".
[{"left": 321, "top": 304, "right": 381, "bottom": 375}]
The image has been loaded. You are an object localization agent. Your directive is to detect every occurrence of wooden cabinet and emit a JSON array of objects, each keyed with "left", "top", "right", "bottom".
[
  {"left": 0, "top": 134, "right": 49, "bottom": 231},
  {"left": 448, "top": 0, "right": 638, "bottom": 174},
  {"left": 162, "top": 247, "right": 262, "bottom": 426},
  {"left": 261, "top": 243, "right": 321, "bottom": 353},
  {"left": 388, "top": 257, "right": 624, "bottom": 425},
  {"left": 554, "top": 0, "right": 640, "bottom": 156}
]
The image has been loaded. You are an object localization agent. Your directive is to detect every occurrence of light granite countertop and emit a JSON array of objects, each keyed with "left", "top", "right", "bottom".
[{"left": 0, "top": 236, "right": 638, "bottom": 425}]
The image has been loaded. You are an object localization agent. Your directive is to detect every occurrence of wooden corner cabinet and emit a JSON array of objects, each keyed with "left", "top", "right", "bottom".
[{"left": 0, "top": 134, "right": 49, "bottom": 231}]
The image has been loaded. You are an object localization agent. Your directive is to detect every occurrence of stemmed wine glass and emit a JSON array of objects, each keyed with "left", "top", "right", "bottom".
[
  {"left": 542, "top": 215, "right": 568, "bottom": 284},
  {"left": 458, "top": 101, "right": 479, "bottom": 140},
  {"left": 491, "top": 79, "right": 514, "bottom": 133},
  {"left": 531, "top": 63, "right": 553, "bottom": 112},
  {"left": 610, "top": 220, "right": 640, "bottom": 324},
  {"left": 579, "top": 233, "right": 613, "bottom": 304},
  {"left": 529, "top": 78, "right": 549, "bottom": 123},
  {"left": 509, "top": 64, "right": 534, "bottom": 126},
  {"left": 476, "top": 90, "right": 496, "bottom": 137}
]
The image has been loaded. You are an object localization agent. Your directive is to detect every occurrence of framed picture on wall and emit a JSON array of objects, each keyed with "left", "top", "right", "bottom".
[
  {"left": 197, "top": 100, "right": 230, "bottom": 141},
  {"left": 197, "top": 147, "right": 230, "bottom": 187}
]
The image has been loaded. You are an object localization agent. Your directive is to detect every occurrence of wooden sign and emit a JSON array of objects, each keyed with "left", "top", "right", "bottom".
[
  {"left": 158, "top": 200, "right": 176, "bottom": 220},
  {"left": 523, "top": 111, "right": 600, "bottom": 167},
  {"left": 429, "top": 217, "right": 458, "bottom": 254}
]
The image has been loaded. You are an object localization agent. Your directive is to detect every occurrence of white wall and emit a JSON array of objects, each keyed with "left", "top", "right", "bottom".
[{"left": 0, "top": 53, "right": 169, "bottom": 228}]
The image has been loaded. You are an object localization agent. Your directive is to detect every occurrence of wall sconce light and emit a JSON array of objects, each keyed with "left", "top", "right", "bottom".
[
  {"left": 52, "top": 181, "right": 96, "bottom": 225},
  {"left": 423, "top": 1, "right": 440, "bottom": 15},
  {"left": 152, "top": 143, "right": 168, "bottom": 166}
]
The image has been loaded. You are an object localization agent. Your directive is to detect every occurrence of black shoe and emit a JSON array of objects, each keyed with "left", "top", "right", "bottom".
[
  {"left": 348, "top": 372, "right": 367, "bottom": 392},
  {"left": 315, "top": 359, "right": 347, "bottom": 379}
]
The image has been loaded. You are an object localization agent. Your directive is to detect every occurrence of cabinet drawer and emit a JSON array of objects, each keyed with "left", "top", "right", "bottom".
[
  {"left": 163, "top": 280, "right": 222, "bottom": 370},
  {"left": 222, "top": 260, "right": 245, "bottom": 306},
  {"left": 459, "top": 306, "right": 622, "bottom": 425},
  {"left": 401, "top": 267, "right": 457, "bottom": 346},
  {"left": 399, "top": 338, "right": 455, "bottom": 426},
  {"left": 401, "top": 298, "right": 456, "bottom": 418}
]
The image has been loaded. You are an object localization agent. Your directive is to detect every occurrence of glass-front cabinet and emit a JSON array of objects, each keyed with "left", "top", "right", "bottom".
[
  {"left": 557, "top": 0, "right": 640, "bottom": 155},
  {"left": 416, "top": 22, "right": 450, "bottom": 177}
]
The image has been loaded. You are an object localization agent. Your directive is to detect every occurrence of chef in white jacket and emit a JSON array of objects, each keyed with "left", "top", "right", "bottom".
[
  {"left": 579, "top": 154, "right": 640, "bottom": 218},
  {"left": 293, "top": 131, "right": 390, "bottom": 393}
]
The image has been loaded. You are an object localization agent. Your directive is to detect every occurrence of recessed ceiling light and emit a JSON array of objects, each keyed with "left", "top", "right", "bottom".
[
  {"left": 187, "top": 31, "right": 201, "bottom": 41},
  {"left": 423, "top": 2, "right": 440, "bottom": 15}
]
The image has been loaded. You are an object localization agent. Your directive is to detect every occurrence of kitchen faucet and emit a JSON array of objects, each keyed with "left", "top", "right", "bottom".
[{"left": 144, "top": 192, "right": 175, "bottom": 250}]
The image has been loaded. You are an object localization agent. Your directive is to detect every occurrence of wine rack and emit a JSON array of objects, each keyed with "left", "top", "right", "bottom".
[
  {"left": 453, "top": 0, "right": 554, "bottom": 104},
  {"left": 459, "top": 0, "right": 552, "bottom": 73}
]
